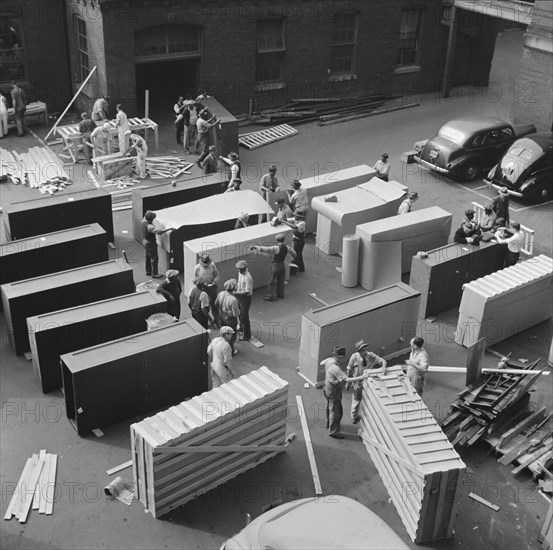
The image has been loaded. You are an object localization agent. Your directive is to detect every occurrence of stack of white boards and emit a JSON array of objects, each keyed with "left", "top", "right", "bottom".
[
  {"left": 131, "top": 366, "right": 289, "bottom": 518},
  {"left": 455, "top": 254, "right": 553, "bottom": 347},
  {"left": 359, "top": 365, "right": 465, "bottom": 544}
]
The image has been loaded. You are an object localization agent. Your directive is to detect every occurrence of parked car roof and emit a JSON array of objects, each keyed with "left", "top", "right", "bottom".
[{"left": 437, "top": 117, "right": 509, "bottom": 144}]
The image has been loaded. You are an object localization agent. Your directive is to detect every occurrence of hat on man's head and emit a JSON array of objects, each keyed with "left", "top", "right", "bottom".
[
  {"left": 234, "top": 178, "right": 242, "bottom": 186},
  {"left": 144, "top": 210, "right": 156, "bottom": 221},
  {"left": 220, "top": 326, "right": 235, "bottom": 335},
  {"left": 81, "top": 112, "right": 88, "bottom": 118},
  {"left": 208, "top": 145, "right": 216, "bottom": 151},
  {"left": 236, "top": 260, "right": 248, "bottom": 270},
  {"left": 381, "top": 152, "right": 389, "bottom": 159},
  {"left": 269, "top": 165, "right": 277, "bottom": 172},
  {"left": 224, "top": 279, "right": 237, "bottom": 291},
  {"left": 292, "top": 179, "right": 301, "bottom": 188},
  {"left": 275, "top": 198, "right": 285, "bottom": 205},
  {"left": 199, "top": 254, "right": 211, "bottom": 265},
  {"left": 465, "top": 209, "right": 475, "bottom": 218},
  {"left": 238, "top": 211, "right": 249, "bottom": 220},
  {"left": 276, "top": 234, "right": 286, "bottom": 243},
  {"left": 166, "top": 269, "right": 179, "bottom": 279},
  {"left": 409, "top": 192, "right": 419, "bottom": 200},
  {"left": 355, "top": 340, "right": 370, "bottom": 352},
  {"left": 229, "top": 152, "right": 239, "bottom": 160},
  {"left": 331, "top": 346, "right": 346, "bottom": 357}
]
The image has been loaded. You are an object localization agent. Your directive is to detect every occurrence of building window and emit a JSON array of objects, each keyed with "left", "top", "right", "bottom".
[
  {"left": 330, "top": 13, "right": 358, "bottom": 74},
  {"left": 75, "top": 17, "right": 89, "bottom": 82},
  {"left": 397, "top": 8, "right": 423, "bottom": 66},
  {"left": 255, "top": 19, "right": 285, "bottom": 82},
  {"left": 0, "top": 17, "right": 26, "bottom": 82},
  {"left": 135, "top": 25, "right": 200, "bottom": 59}
]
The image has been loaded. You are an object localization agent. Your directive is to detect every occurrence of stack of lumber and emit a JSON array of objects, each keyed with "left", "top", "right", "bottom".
[
  {"left": 4, "top": 450, "right": 58, "bottom": 522},
  {"left": 540, "top": 499, "right": 553, "bottom": 550},
  {"left": 485, "top": 408, "right": 553, "bottom": 479},
  {"left": 145, "top": 157, "right": 193, "bottom": 179},
  {"left": 0, "top": 145, "right": 70, "bottom": 190},
  {"left": 441, "top": 359, "right": 545, "bottom": 448},
  {"left": 359, "top": 365, "right": 465, "bottom": 544},
  {"left": 131, "top": 366, "right": 289, "bottom": 518}
]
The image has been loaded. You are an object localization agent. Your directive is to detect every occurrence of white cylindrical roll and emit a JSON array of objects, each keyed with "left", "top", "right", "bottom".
[{"left": 341, "top": 234, "right": 360, "bottom": 287}]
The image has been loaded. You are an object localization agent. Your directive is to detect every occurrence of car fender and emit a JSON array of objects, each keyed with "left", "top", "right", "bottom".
[{"left": 448, "top": 153, "right": 483, "bottom": 172}]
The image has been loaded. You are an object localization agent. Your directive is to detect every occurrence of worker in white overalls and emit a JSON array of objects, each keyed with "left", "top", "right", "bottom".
[
  {"left": 124, "top": 131, "right": 148, "bottom": 179},
  {"left": 404, "top": 336, "right": 430, "bottom": 396}
]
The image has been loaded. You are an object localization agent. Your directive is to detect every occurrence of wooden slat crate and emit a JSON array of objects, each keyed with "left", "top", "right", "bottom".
[
  {"left": 238, "top": 124, "right": 297, "bottom": 150},
  {"left": 131, "top": 366, "right": 289, "bottom": 518},
  {"left": 359, "top": 365, "right": 466, "bottom": 544}
]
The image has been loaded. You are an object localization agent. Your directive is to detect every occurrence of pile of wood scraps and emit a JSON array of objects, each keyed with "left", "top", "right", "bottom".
[
  {"left": 4, "top": 450, "right": 58, "bottom": 522},
  {"left": 131, "top": 366, "right": 289, "bottom": 518},
  {"left": 441, "top": 359, "right": 545, "bottom": 449},
  {"left": 146, "top": 157, "right": 194, "bottom": 180},
  {"left": 0, "top": 146, "right": 71, "bottom": 191},
  {"left": 359, "top": 365, "right": 466, "bottom": 544}
]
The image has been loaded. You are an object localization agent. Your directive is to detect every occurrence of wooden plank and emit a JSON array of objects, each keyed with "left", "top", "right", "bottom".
[
  {"left": 4, "top": 457, "right": 33, "bottom": 520},
  {"left": 44, "top": 454, "right": 57, "bottom": 515},
  {"left": 106, "top": 459, "right": 133, "bottom": 476},
  {"left": 512, "top": 446, "right": 553, "bottom": 476},
  {"left": 469, "top": 492, "right": 500, "bottom": 511},
  {"left": 32, "top": 450, "right": 47, "bottom": 510},
  {"left": 155, "top": 444, "right": 288, "bottom": 454},
  {"left": 296, "top": 395, "right": 323, "bottom": 495},
  {"left": 431, "top": 469, "right": 450, "bottom": 540},
  {"left": 18, "top": 454, "right": 46, "bottom": 523}
]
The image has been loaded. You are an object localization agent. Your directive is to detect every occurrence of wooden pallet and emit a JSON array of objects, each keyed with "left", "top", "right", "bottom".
[
  {"left": 359, "top": 365, "right": 466, "bottom": 544},
  {"left": 131, "top": 366, "right": 289, "bottom": 518},
  {"left": 238, "top": 124, "right": 297, "bottom": 150}
]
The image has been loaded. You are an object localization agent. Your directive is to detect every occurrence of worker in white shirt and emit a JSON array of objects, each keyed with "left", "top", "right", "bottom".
[
  {"left": 259, "top": 165, "right": 280, "bottom": 201},
  {"left": 404, "top": 336, "right": 429, "bottom": 396},
  {"left": 235, "top": 260, "right": 253, "bottom": 341},
  {"left": 115, "top": 104, "right": 130, "bottom": 152},
  {"left": 123, "top": 131, "right": 148, "bottom": 178},
  {"left": 91, "top": 94, "right": 109, "bottom": 122},
  {"left": 397, "top": 192, "right": 419, "bottom": 215},
  {"left": 274, "top": 198, "right": 293, "bottom": 221},
  {"left": 220, "top": 151, "right": 241, "bottom": 189},
  {"left": 374, "top": 152, "right": 391, "bottom": 181},
  {"left": 495, "top": 221, "right": 525, "bottom": 267},
  {"left": 287, "top": 179, "right": 309, "bottom": 216},
  {"left": 208, "top": 326, "right": 236, "bottom": 388}
]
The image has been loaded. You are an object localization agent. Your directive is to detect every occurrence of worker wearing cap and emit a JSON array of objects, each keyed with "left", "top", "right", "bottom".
[
  {"left": 156, "top": 269, "right": 183, "bottom": 320},
  {"left": 288, "top": 179, "right": 309, "bottom": 216},
  {"left": 208, "top": 326, "right": 236, "bottom": 388},
  {"left": 279, "top": 212, "right": 306, "bottom": 273},
  {"left": 215, "top": 280, "right": 240, "bottom": 355},
  {"left": 194, "top": 255, "right": 220, "bottom": 325},
  {"left": 249, "top": 234, "right": 296, "bottom": 302},
  {"left": 235, "top": 260, "right": 253, "bottom": 341},
  {"left": 123, "top": 131, "right": 148, "bottom": 178},
  {"left": 78, "top": 112, "right": 96, "bottom": 165},
  {"left": 188, "top": 276, "right": 214, "bottom": 329},
  {"left": 346, "top": 340, "right": 388, "bottom": 424},
  {"left": 322, "top": 346, "right": 371, "bottom": 439},
  {"left": 220, "top": 151, "right": 241, "bottom": 189},
  {"left": 260, "top": 165, "right": 280, "bottom": 200},
  {"left": 142, "top": 210, "right": 175, "bottom": 279},
  {"left": 492, "top": 187, "right": 510, "bottom": 225},
  {"left": 91, "top": 94, "right": 109, "bottom": 122},
  {"left": 226, "top": 177, "right": 242, "bottom": 193},
  {"left": 397, "top": 192, "right": 419, "bottom": 215},
  {"left": 374, "top": 152, "right": 390, "bottom": 181},
  {"left": 200, "top": 145, "right": 219, "bottom": 175},
  {"left": 404, "top": 336, "right": 429, "bottom": 396}
]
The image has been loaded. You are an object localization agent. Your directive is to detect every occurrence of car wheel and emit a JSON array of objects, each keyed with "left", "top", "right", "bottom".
[{"left": 463, "top": 163, "right": 482, "bottom": 182}]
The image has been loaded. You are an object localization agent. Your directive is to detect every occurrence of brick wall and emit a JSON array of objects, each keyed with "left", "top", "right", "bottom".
[
  {"left": 92, "top": 0, "right": 451, "bottom": 115},
  {"left": 0, "top": 0, "right": 70, "bottom": 111}
]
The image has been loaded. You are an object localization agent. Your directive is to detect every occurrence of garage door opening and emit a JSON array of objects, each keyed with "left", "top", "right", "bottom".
[{"left": 136, "top": 58, "right": 199, "bottom": 115}]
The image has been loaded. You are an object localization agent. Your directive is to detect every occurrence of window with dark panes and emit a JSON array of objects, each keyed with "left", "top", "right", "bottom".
[
  {"left": 0, "top": 17, "right": 26, "bottom": 82},
  {"left": 256, "top": 19, "right": 285, "bottom": 82},
  {"left": 134, "top": 25, "right": 200, "bottom": 58},
  {"left": 330, "top": 13, "right": 358, "bottom": 73},
  {"left": 75, "top": 17, "right": 89, "bottom": 82},
  {"left": 397, "top": 9, "right": 423, "bottom": 66}
]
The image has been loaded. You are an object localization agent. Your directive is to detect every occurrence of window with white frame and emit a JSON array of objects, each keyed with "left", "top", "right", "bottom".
[
  {"left": 255, "top": 19, "right": 285, "bottom": 82},
  {"left": 0, "top": 16, "right": 26, "bottom": 82},
  {"left": 75, "top": 17, "right": 89, "bottom": 82},
  {"left": 330, "top": 13, "right": 358, "bottom": 74},
  {"left": 397, "top": 8, "right": 423, "bottom": 66}
]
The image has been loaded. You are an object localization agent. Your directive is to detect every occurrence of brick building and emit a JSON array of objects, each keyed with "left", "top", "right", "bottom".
[
  {"left": 63, "top": 0, "right": 498, "bottom": 116},
  {"left": 0, "top": 0, "right": 70, "bottom": 111}
]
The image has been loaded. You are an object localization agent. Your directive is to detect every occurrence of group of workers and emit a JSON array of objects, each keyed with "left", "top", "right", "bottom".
[{"left": 452, "top": 187, "right": 524, "bottom": 267}]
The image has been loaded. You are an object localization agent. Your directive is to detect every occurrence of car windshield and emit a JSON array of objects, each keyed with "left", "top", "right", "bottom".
[{"left": 438, "top": 124, "right": 466, "bottom": 144}]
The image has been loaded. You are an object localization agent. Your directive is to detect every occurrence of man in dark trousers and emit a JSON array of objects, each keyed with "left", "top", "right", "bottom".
[
  {"left": 492, "top": 187, "right": 510, "bottom": 226},
  {"left": 174, "top": 96, "right": 186, "bottom": 145},
  {"left": 215, "top": 279, "right": 241, "bottom": 355},
  {"left": 11, "top": 81, "right": 26, "bottom": 136},
  {"left": 196, "top": 109, "right": 219, "bottom": 167},
  {"left": 321, "top": 346, "right": 370, "bottom": 439},
  {"left": 156, "top": 269, "right": 183, "bottom": 320},
  {"left": 250, "top": 234, "right": 296, "bottom": 302},
  {"left": 234, "top": 260, "right": 253, "bottom": 342},
  {"left": 188, "top": 277, "right": 214, "bottom": 329},
  {"left": 78, "top": 112, "right": 96, "bottom": 165},
  {"left": 141, "top": 210, "right": 174, "bottom": 279},
  {"left": 278, "top": 212, "right": 306, "bottom": 273}
]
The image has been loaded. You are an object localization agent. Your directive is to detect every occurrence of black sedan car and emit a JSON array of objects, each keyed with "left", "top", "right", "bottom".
[
  {"left": 485, "top": 133, "right": 553, "bottom": 203},
  {"left": 416, "top": 117, "right": 536, "bottom": 181}
]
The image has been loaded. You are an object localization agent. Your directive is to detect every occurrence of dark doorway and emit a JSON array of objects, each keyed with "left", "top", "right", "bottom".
[{"left": 135, "top": 58, "right": 199, "bottom": 114}]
